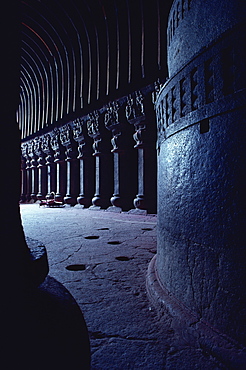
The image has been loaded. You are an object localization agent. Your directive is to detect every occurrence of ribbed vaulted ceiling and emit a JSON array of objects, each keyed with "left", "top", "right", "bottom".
[{"left": 19, "top": 0, "right": 171, "bottom": 139}]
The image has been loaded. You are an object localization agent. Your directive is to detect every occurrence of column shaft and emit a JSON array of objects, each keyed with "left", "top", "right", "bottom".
[
  {"left": 55, "top": 161, "right": 66, "bottom": 201},
  {"left": 46, "top": 163, "right": 56, "bottom": 198},
  {"left": 64, "top": 159, "right": 79, "bottom": 205},
  {"left": 77, "top": 158, "right": 93, "bottom": 207},
  {"left": 20, "top": 167, "right": 26, "bottom": 202},
  {"left": 38, "top": 166, "right": 47, "bottom": 200},
  {"left": 26, "top": 168, "right": 31, "bottom": 201},
  {"left": 91, "top": 155, "right": 112, "bottom": 209}
]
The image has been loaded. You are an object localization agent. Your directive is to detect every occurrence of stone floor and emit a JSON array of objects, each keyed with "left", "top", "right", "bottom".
[{"left": 20, "top": 204, "right": 225, "bottom": 369}]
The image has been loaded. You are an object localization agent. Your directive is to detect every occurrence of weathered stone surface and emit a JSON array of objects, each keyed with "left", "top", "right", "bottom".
[
  {"left": 25, "top": 237, "right": 49, "bottom": 287},
  {"left": 153, "top": 0, "right": 246, "bottom": 365},
  {"left": 167, "top": 0, "right": 246, "bottom": 77}
]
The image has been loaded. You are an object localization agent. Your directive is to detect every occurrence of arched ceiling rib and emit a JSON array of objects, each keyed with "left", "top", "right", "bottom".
[{"left": 19, "top": 0, "right": 171, "bottom": 139}]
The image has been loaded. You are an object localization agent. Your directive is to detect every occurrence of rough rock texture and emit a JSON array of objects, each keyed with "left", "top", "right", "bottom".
[
  {"left": 167, "top": 0, "right": 246, "bottom": 76},
  {"left": 152, "top": 0, "right": 246, "bottom": 365}
]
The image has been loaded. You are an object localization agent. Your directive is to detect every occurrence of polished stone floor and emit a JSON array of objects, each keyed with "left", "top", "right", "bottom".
[{"left": 20, "top": 204, "right": 223, "bottom": 369}]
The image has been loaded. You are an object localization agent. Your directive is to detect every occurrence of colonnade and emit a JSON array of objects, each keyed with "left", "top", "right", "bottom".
[{"left": 21, "top": 89, "right": 157, "bottom": 214}]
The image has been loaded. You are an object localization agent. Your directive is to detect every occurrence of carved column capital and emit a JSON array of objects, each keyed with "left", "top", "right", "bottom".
[
  {"left": 125, "top": 91, "right": 146, "bottom": 148},
  {"left": 104, "top": 101, "right": 123, "bottom": 153},
  {"left": 72, "top": 117, "right": 87, "bottom": 159},
  {"left": 86, "top": 111, "right": 102, "bottom": 156},
  {"left": 33, "top": 136, "right": 45, "bottom": 167},
  {"left": 72, "top": 117, "right": 84, "bottom": 140},
  {"left": 41, "top": 133, "right": 54, "bottom": 164},
  {"left": 59, "top": 124, "right": 76, "bottom": 161},
  {"left": 125, "top": 91, "right": 145, "bottom": 125},
  {"left": 50, "top": 128, "right": 64, "bottom": 162},
  {"left": 104, "top": 101, "right": 120, "bottom": 131},
  {"left": 133, "top": 127, "right": 146, "bottom": 149},
  {"left": 21, "top": 143, "right": 30, "bottom": 169},
  {"left": 27, "top": 140, "right": 37, "bottom": 168},
  {"left": 87, "top": 111, "right": 100, "bottom": 138}
]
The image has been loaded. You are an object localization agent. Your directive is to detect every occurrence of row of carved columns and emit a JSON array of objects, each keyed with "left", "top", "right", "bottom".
[{"left": 21, "top": 89, "right": 158, "bottom": 213}]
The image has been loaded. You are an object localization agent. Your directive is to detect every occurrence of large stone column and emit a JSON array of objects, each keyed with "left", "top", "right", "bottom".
[
  {"left": 28, "top": 140, "right": 38, "bottom": 202},
  {"left": 25, "top": 162, "right": 32, "bottom": 201},
  {"left": 147, "top": 0, "right": 246, "bottom": 366},
  {"left": 60, "top": 124, "right": 79, "bottom": 206},
  {"left": 73, "top": 118, "right": 94, "bottom": 207},
  {"left": 34, "top": 137, "right": 46, "bottom": 200},
  {"left": 21, "top": 143, "right": 29, "bottom": 202},
  {"left": 105, "top": 101, "right": 137, "bottom": 211},
  {"left": 87, "top": 111, "right": 113, "bottom": 209},
  {"left": 20, "top": 150, "right": 27, "bottom": 203},
  {"left": 126, "top": 91, "right": 157, "bottom": 213},
  {"left": 50, "top": 128, "right": 66, "bottom": 202},
  {"left": 41, "top": 133, "right": 56, "bottom": 199}
]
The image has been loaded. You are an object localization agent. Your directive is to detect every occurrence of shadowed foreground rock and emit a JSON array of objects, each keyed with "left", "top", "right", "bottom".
[{"left": 1, "top": 3, "right": 90, "bottom": 368}]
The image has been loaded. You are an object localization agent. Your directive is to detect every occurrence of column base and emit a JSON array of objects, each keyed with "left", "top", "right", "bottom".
[
  {"left": 77, "top": 195, "right": 91, "bottom": 208},
  {"left": 133, "top": 195, "right": 147, "bottom": 211},
  {"left": 91, "top": 196, "right": 110, "bottom": 209},
  {"left": 36, "top": 193, "right": 44, "bottom": 201},
  {"left": 128, "top": 208, "right": 147, "bottom": 215},
  {"left": 146, "top": 255, "right": 246, "bottom": 369},
  {"left": 64, "top": 196, "right": 76, "bottom": 206},
  {"left": 110, "top": 194, "right": 121, "bottom": 208},
  {"left": 30, "top": 194, "right": 37, "bottom": 202},
  {"left": 106, "top": 206, "right": 122, "bottom": 213},
  {"left": 55, "top": 193, "right": 64, "bottom": 202},
  {"left": 88, "top": 205, "right": 102, "bottom": 211},
  {"left": 74, "top": 204, "right": 85, "bottom": 209}
]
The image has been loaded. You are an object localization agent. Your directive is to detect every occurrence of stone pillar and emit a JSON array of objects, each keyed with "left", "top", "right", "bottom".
[
  {"left": 126, "top": 91, "right": 149, "bottom": 213},
  {"left": 34, "top": 137, "right": 46, "bottom": 200},
  {"left": 60, "top": 124, "right": 79, "bottom": 205},
  {"left": 20, "top": 157, "right": 26, "bottom": 202},
  {"left": 20, "top": 143, "right": 27, "bottom": 202},
  {"left": 50, "top": 128, "right": 66, "bottom": 202},
  {"left": 73, "top": 118, "right": 94, "bottom": 207},
  {"left": 41, "top": 133, "right": 56, "bottom": 199},
  {"left": 26, "top": 164, "right": 31, "bottom": 202},
  {"left": 105, "top": 101, "right": 135, "bottom": 211},
  {"left": 27, "top": 140, "right": 38, "bottom": 202},
  {"left": 87, "top": 111, "right": 113, "bottom": 209},
  {"left": 147, "top": 0, "right": 246, "bottom": 365},
  {"left": 105, "top": 102, "right": 121, "bottom": 210},
  {"left": 22, "top": 143, "right": 32, "bottom": 202}
]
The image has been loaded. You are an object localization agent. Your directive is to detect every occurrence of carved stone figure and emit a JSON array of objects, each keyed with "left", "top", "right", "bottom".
[
  {"left": 42, "top": 133, "right": 54, "bottom": 165},
  {"left": 60, "top": 124, "right": 71, "bottom": 146},
  {"left": 104, "top": 101, "right": 119, "bottom": 130},
  {"left": 73, "top": 117, "right": 84, "bottom": 140},
  {"left": 33, "top": 137, "right": 45, "bottom": 166},
  {"left": 27, "top": 140, "right": 37, "bottom": 168},
  {"left": 125, "top": 91, "right": 145, "bottom": 124},
  {"left": 87, "top": 111, "right": 100, "bottom": 138},
  {"left": 73, "top": 118, "right": 87, "bottom": 159},
  {"left": 21, "top": 143, "right": 30, "bottom": 168},
  {"left": 59, "top": 124, "right": 74, "bottom": 160}
]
